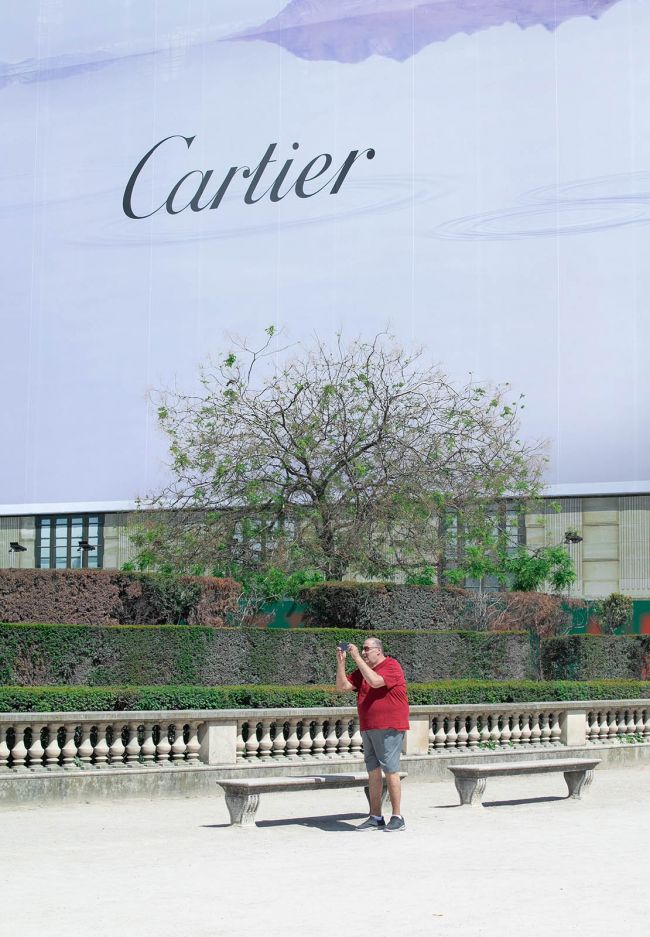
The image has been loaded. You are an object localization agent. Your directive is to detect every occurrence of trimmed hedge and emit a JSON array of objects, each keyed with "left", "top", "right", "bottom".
[
  {"left": 0, "top": 622, "right": 532, "bottom": 685},
  {"left": 299, "top": 582, "right": 471, "bottom": 630},
  {"left": 299, "top": 582, "right": 591, "bottom": 636},
  {"left": 1, "top": 680, "right": 649, "bottom": 712},
  {"left": 543, "top": 635, "right": 650, "bottom": 680},
  {"left": 0, "top": 569, "right": 240, "bottom": 626}
]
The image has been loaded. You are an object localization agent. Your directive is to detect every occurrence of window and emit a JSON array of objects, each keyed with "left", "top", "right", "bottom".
[{"left": 35, "top": 515, "right": 104, "bottom": 569}]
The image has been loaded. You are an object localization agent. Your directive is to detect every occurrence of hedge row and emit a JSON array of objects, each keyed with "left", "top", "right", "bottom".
[
  {"left": 0, "top": 569, "right": 240, "bottom": 626},
  {"left": 1, "top": 680, "right": 649, "bottom": 712},
  {"left": 0, "top": 570, "right": 597, "bottom": 636},
  {"left": 542, "top": 635, "right": 650, "bottom": 680},
  {"left": 299, "top": 582, "right": 590, "bottom": 636},
  {"left": 0, "top": 623, "right": 532, "bottom": 685}
]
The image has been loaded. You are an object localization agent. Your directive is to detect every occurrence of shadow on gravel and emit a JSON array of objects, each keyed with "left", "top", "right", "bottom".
[
  {"left": 483, "top": 795, "right": 567, "bottom": 808},
  {"left": 202, "top": 812, "right": 367, "bottom": 831},
  {"left": 434, "top": 795, "right": 567, "bottom": 809}
]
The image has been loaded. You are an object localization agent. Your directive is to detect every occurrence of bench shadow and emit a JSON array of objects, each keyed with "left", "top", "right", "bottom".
[
  {"left": 483, "top": 795, "right": 567, "bottom": 808},
  {"left": 202, "top": 812, "right": 367, "bottom": 832},
  {"left": 434, "top": 795, "right": 567, "bottom": 809}
]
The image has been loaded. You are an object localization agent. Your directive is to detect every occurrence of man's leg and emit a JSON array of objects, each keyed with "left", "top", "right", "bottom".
[
  {"left": 367, "top": 766, "right": 384, "bottom": 817},
  {"left": 385, "top": 771, "right": 401, "bottom": 816}
]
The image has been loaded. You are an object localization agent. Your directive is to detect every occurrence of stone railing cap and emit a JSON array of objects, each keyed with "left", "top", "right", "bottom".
[{"left": 0, "top": 699, "right": 648, "bottom": 722}]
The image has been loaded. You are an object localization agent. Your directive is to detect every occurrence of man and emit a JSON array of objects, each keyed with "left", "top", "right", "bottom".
[{"left": 336, "top": 637, "right": 409, "bottom": 831}]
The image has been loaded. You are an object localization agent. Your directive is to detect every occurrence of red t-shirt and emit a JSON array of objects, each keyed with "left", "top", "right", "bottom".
[{"left": 348, "top": 657, "right": 410, "bottom": 731}]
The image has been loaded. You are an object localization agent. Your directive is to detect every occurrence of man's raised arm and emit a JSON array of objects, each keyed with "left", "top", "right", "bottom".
[{"left": 336, "top": 646, "right": 355, "bottom": 691}]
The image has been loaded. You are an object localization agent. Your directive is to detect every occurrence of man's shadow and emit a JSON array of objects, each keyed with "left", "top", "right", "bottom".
[{"left": 202, "top": 811, "right": 367, "bottom": 831}]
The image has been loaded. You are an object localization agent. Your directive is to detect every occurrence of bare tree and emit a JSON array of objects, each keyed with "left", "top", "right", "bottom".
[{"left": 137, "top": 328, "right": 545, "bottom": 580}]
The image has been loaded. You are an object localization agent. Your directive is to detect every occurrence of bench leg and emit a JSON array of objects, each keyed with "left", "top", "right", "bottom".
[
  {"left": 454, "top": 776, "right": 486, "bottom": 807},
  {"left": 224, "top": 790, "right": 260, "bottom": 826},
  {"left": 564, "top": 769, "right": 594, "bottom": 800}
]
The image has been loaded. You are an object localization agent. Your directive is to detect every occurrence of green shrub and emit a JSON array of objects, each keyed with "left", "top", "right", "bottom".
[
  {"left": 596, "top": 593, "right": 633, "bottom": 635},
  {"left": 299, "top": 581, "right": 583, "bottom": 636},
  {"left": 0, "top": 569, "right": 239, "bottom": 626},
  {"left": 299, "top": 581, "right": 472, "bottom": 630},
  {"left": 542, "top": 635, "right": 650, "bottom": 680},
  {"left": 0, "top": 622, "right": 531, "bottom": 686},
  {"left": 1, "top": 680, "right": 648, "bottom": 712}
]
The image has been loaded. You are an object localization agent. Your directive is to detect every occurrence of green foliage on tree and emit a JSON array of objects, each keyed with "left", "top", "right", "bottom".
[
  {"left": 443, "top": 539, "right": 576, "bottom": 593},
  {"left": 133, "top": 329, "right": 545, "bottom": 581},
  {"left": 596, "top": 592, "right": 633, "bottom": 635}
]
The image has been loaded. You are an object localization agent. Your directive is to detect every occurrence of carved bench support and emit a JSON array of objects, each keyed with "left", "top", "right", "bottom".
[
  {"left": 564, "top": 769, "right": 594, "bottom": 800},
  {"left": 454, "top": 776, "right": 487, "bottom": 807}
]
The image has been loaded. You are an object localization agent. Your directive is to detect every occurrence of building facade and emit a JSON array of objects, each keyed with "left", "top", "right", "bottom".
[{"left": 2, "top": 495, "right": 650, "bottom": 599}]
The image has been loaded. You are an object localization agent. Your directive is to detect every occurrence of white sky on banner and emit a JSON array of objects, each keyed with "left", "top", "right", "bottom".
[{"left": 1, "top": 0, "right": 649, "bottom": 507}]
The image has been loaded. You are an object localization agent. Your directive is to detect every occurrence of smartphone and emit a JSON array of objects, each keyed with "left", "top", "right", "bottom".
[{"left": 337, "top": 641, "right": 350, "bottom": 651}]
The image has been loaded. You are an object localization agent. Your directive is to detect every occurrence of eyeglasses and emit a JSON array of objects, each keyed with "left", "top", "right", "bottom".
[{"left": 362, "top": 646, "right": 378, "bottom": 652}]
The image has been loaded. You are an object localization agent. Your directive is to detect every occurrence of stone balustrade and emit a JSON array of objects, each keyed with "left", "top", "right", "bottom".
[{"left": 0, "top": 700, "right": 648, "bottom": 772}]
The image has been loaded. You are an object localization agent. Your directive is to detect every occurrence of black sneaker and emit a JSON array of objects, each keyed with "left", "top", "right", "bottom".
[
  {"left": 355, "top": 816, "right": 386, "bottom": 831},
  {"left": 384, "top": 815, "right": 406, "bottom": 832}
]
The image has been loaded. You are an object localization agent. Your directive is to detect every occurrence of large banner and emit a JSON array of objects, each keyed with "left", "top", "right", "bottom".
[{"left": 2, "top": 0, "right": 649, "bottom": 509}]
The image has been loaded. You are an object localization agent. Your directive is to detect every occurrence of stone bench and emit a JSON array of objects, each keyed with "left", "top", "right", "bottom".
[
  {"left": 449, "top": 757, "right": 601, "bottom": 807},
  {"left": 217, "top": 772, "right": 407, "bottom": 826}
]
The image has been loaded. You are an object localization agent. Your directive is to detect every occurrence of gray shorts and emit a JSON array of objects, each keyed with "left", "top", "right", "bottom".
[{"left": 361, "top": 729, "right": 405, "bottom": 774}]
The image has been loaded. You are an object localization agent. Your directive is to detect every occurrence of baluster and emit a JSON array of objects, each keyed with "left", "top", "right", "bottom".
[
  {"left": 597, "top": 709, "right": 609, "bottom": 742},
  {"left": 636, "top": 709, "right": 647, "bottom": 738},
  {"left": 45, "top": 723, "right": 62, "bottom": 769},
  {"left": 156, "top": 724, "right": 172, "bottom": 765},
  {"left": 428, "top": 717, "right": 436, "bottom": 753},
  {"left": 605, "top": 709, "right": 617, "bottom": 740},
  {"left": 549, "top": 712, "right": 562, "bottom": 745},
  {"left": 125, "top": 722, "right": 142, "bottom": 765},
  {"left": 488, "top": 715, "right": 501, "bottom": 747},
  {"left": 336, "top": 719, "right": 352, "bottom": 757},
  {"left": 433, "top": 716, "right": 447, "bottom": 750},
  {"left": 510, "top": 714, "right": 522, "bottom": 746},
  {"left": 141, "top": 723, "right": 157, "bottom": 765},
  {"left": 235, "top": 721, "right": 246, "bottom": 760},
  {"left": 530, "top": 713, "right": 542, "bottom": 746},
  {"left": 273, "top": 721, "right": 288, "bottom": 759},
  {"left": 298, "top": 720, "right": 314, "bottom": 759},
  {"left": 110, "top": 723, "right": 127, "bottom": 766},
  {"left": 520, "top": 714, "right": 532, "bottom": 745},
  {"left": 258, "top": 719, "right": 274, "bottom": 759},
  {"left": 77, "top": 724, "right": 94, "bottom": 767},
  {"left": 61, "top": 724, "right": 78, "bottom": 769},
  {"left": 312, "top": 720, "right": 326, "bottom": 758},
  {"left": 642, "top": 707, "right": 650, "bottom": 738},
  {"left": 0, "top": 726, "right": 10, "bottom": 769},
  {"left": 467, "top": 714, "right": 480, "bottom": 749},
  {"left": 323, "top": 721, "right": 338, "bottom": 758},
  {"left": 28, "top": 724, "right": 46, "bottom": 769},
  {"left": 349, "top": 718, "right": 363, "bottom": 757},
  {"left": 445, "top": 716, "right": 458, "bottom": 749},
  {"left": 94, "top": 723, "right": 110, "bottom": 767},
  {"left": 245, "top": 721, "right": 260, "bottom": 760},
  {"left": 170, "top": 723, "right": 187, "bottom": 762},
  {"left": 456, "top": 716, "right": 469, "bottom": 749},
  {"left": 11, "top": 726, "right": 28, "bottom": 769},
  {"left": 539, "top": 713, "right": 551, "bottom": 746},
  {"left": 285, "top": 719, "right": 301, "bottom": 758},
  {"left": 478, "top": 715, "right": 491, "bottom": 747},
  {"left": 186, "top": 722, "right": 201, "bottom": 764},
  {"left": 625, "top": 709, "right": 637, "bottom": 737},
  {"left": 586, "top": 711, "right": 599, "bottom": 743},
  {"left": 499, "top": 715, "right": 512, "bottom": 747}
]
